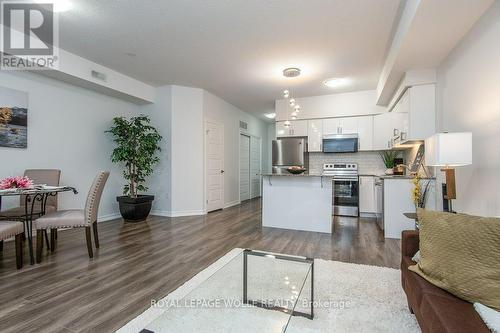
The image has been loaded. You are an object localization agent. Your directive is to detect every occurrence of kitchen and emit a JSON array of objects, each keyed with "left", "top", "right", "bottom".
[{"left": 262, "top": 71, "right": 438, "bottom": 239}]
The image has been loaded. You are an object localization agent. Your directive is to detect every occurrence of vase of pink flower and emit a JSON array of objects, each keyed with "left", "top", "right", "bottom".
[{"left": 0, "top": 176, "right": 34, "bottom": 190}]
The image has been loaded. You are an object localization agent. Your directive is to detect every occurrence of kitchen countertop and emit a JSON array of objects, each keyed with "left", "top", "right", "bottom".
[
  {"left": 261, "top": 173, "right": 332, "bottom": 177},
  {"left": 262, "top": 173, "right": 435, "bottom": 179}
]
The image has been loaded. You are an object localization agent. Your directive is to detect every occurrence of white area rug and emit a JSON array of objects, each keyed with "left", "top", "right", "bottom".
[{"left": 117, "top": 248, "right": 419, "bottom": 333}]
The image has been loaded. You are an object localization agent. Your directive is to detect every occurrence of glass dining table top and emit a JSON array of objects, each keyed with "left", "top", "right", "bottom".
[{"left": 142, "top": 249, "right": 314, "bottom": 333}]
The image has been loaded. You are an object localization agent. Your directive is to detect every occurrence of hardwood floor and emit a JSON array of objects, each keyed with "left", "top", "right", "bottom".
[{"left": 0, "top": 198, "right": 400, "bottom": 333}]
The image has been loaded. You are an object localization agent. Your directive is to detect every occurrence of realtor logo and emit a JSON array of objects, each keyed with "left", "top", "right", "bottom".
[{"left": 1, "top": 1, "right": 59, "bottom": 70}]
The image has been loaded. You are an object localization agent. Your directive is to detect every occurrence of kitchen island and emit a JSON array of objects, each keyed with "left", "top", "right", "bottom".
[{"left": 262, "top": 173, "right": 333, "bottom": 233}]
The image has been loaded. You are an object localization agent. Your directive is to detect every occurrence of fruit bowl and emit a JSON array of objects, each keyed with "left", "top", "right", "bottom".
[{"left": 287, "top": 166, "right": 307, "bottom": 175}]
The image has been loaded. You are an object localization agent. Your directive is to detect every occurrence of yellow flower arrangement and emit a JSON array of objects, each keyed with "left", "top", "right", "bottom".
[{"left": 411, "top": 174, "right": 421, "bottom": 206}]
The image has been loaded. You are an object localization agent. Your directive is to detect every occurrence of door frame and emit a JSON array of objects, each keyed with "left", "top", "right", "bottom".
[
  {"left": 204, "top": 119, "right": 224, "bottom": 213},
  {"left": 238, "top": 129, "right": 262, "bottom": 203},
  {"left": 239, "top": 133, "right": 251, "bottom": 202}
]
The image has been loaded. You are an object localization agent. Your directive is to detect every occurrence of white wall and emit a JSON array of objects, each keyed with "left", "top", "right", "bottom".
[
  {"left": 170, "top": 86, "right": 205, "bottom": 215},
  {"left": 275, "top": 90, "right": 386, "bottom": 121},
  {"left": 203, "top": 91, "right": 268, "bottom": 207},
  {"left": 141, "top": 86, "right": 172, "bottom": 214},
  {"left": 0, "top": 71, "right": 141, "bottom": 220},
  {"left": 436, "top": 1, "right": 500, "bottom": 217}
]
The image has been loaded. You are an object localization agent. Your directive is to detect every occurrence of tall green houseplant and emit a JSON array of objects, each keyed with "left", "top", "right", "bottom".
[{"left": 107, "top": 115, "right": 162, "bottom": 198}]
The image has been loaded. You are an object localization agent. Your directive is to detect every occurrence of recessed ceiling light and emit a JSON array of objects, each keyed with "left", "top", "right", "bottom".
[
  {"left": 35, "top": 0, "right": 73, "bottom": 12},
  {"left": 283, "top": 67, "right": 301, "bottom": 78},
  {"left": 323, "top": 78, "right": 350, "bottom": 88},
  {"left": 264, "top": 113, "right": 276, "bottom": 119}
]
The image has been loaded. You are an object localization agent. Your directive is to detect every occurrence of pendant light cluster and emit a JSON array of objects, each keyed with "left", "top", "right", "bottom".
[{"left": 282, "top": 89, "right": 301, "bottom": 127}]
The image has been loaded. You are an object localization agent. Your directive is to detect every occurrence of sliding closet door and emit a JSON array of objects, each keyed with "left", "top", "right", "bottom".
[
  {"left": 250, "top": 136, "right": 261, "bottom": 199},
  {"left": 239, "top": 134, "right": 250, "bottom": 202}
]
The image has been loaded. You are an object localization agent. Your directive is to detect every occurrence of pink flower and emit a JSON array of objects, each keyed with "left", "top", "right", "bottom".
[{"left": 0, "top": 176, "right": 34, "bottom": 190}]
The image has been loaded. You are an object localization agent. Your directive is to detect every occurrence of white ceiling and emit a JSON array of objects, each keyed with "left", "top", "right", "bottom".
[{"left": 58, "top": 0, "right": 402, "bottom": 117}]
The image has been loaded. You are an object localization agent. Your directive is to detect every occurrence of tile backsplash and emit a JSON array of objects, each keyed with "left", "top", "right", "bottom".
[{"left": 309, "top": 152, "right": 387, "bottom": 175}]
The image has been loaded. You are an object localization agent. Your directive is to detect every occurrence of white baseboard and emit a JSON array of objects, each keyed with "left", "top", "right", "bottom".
[
  {"left": 360, "top": 212, "right": 378, "bottom": 219},
  {"left": 97, "top": 213, "right": 122, "bottom": 222},
  {"left": 150, "top": 209, "right": 207, "bottom": 218},
  {"left": 224, "top": 200, "right": 240, "bottom": 209}
]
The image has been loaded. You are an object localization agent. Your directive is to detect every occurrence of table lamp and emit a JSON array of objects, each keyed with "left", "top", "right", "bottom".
[{"left": 425, "top": 132, "right": 472, "bottom": 212}]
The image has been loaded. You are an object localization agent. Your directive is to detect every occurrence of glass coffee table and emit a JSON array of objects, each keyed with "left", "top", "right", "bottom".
[{"left": 141, "top": 249, "right": 314, "bottom": 333}]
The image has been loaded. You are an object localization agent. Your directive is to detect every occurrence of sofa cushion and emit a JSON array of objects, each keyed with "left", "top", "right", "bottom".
[
  {"left": 403, "top": 256, "right": 457, "bottom": 307},
  {"left": 420, "top": 293, "right": 489, "bottom": 333},
  {"left": 409, "top": 209, "right": 500, "bottom": 311}
]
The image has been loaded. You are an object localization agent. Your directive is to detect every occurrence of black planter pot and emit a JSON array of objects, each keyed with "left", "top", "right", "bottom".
[{"left": 117, "top": 195, "right": 154, "bottom": 222}]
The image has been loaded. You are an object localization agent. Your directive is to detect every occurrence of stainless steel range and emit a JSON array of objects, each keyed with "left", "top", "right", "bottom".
[{"left": 322, "top": 163, "right": 359, "bottom": 217}]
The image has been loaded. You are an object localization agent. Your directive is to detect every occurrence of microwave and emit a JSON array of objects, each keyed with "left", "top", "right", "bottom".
[{"left": 322, "top": 134, "right": 359, "bottom": 153}]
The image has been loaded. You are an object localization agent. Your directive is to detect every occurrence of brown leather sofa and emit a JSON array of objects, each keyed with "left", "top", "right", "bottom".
[{"left": 401, "top": 230, "right": 489, "bottom": 333}]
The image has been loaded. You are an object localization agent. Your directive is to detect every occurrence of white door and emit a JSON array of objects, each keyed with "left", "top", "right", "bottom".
[
  {"left": 250, "top": 136, "right": 261, "bottom": 199},
  {"left": 205, "top": 121, "right": 224, "bottom": 212},
  {"left": 239, "top": 134, "right": 250, "bottom": 202}
]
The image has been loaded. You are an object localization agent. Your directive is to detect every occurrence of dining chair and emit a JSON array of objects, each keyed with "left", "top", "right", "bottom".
[
  {"left": 1, "top": 169, "right": 61, "bottom": 218},
  {"left": 0, "top": 221, "right": 24, "bottom": 269},
  {"left": 34, "top": 171, "right": 109, "bottom": 262}
]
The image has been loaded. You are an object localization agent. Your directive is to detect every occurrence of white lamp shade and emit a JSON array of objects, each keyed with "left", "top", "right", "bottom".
[{"left": 425, "top": 132, "right": 472, "bottom": 167}]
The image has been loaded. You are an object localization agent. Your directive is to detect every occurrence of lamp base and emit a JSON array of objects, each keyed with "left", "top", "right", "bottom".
[{"left": 441, "top": 167, "right": 457, "bottom": 200}]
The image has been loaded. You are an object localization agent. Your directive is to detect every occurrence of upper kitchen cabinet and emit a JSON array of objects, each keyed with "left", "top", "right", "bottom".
[
  {"left": 323, "top": 118, "right": 342, "bottom": 135},
  {"left": 276, "top": 120, "right": 308, "bottom": 137},
  {"left": 373, "top": 112, "right": 393, "bottom": 150},
  {"left": 357, "top": 116, "right": 374, "bottom": 151},
  {"left": 307, "top": 119, "right": 323, "bottom": 152},
  {"left": 324, "top": 116, "right": 373, "bottom": 151},
  {"left": 392, "top": 84, "right": 436, "bottom": 147}
]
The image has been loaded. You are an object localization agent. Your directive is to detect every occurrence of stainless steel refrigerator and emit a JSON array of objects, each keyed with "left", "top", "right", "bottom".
[{"left": 272, "top": 138, "right": 309, "bottom": 174}]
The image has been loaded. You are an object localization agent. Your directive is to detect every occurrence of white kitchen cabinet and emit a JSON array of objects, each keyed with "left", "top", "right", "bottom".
[
  {"left": 322, "top": 118, "right": 341, "bottom": 135},
  {"left": 359, "top": 176, "right": 377, "bottom": 214},
  {"left": 276, "top": 120, "right": 308, "bottom": 137},
  {"left": 392, "top": 84, "right": 435, "bottom": 146},
  {"left": 307, "top": 119, "right": 323, "bottom": 152},
  {"left": 373, "top": 112, "right": 393, "bottom": 150},
  {"left": 357, "top": 116, "right": 373, "bottom": 151},
  {"left": 338, "top": 117, "right": 358, "bottom": 134},
  {"left": 323, "top": 117, "right": 358, "bottom": 135}
]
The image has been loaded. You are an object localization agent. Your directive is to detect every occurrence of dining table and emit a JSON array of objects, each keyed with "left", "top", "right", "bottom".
[{"left": 0, "top": 186, "right": 78, "bottom": 264}]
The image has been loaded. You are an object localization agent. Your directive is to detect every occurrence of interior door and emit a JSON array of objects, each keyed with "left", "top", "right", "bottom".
[
  {"left": 250, "top": 136, "right": 261, "bottom": 199},
  {"left": 239, "top": 134, "right": 250, "bottom": 202},
  {"left": 205, "top": 121, "right": 224, "bottom": 212}
]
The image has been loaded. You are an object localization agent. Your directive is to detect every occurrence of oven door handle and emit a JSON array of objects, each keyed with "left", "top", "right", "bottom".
[{"left": 333, "top": 178, "right": 359, "bottom": 182}]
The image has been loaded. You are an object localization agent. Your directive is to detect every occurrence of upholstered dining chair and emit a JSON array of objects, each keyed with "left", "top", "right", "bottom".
[
  {"left": 0, "top": 221, "right": 24, "bottom": 269},
  {"left": 1, "top": 169, "right": 61, "bottom": 218},
  {"left": 34, "top": 171, "right": 109, "bottom": 262}
]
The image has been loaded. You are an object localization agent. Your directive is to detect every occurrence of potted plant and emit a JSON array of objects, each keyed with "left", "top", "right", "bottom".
[
  {"left": 106, "top": 115, "right": 162, "bottom": 222},
  {"left": 380, "top": 150, "right": 399, "bottom": 175}
]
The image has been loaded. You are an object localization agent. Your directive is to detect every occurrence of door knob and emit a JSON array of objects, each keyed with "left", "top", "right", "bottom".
[{"left": 220, "top": 170, "right": 225, "bottom": 174}]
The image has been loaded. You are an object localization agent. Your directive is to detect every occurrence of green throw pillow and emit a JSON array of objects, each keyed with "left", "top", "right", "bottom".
[{"left": 409, "top": 208, "right": 500, "bottom": 311}]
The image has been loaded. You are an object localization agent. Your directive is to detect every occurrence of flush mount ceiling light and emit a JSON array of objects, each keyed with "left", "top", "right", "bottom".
[
  {"left": 264, "top": 113, "right": 276, "bottom": 119},
  {"left": 323, "top": 77, "right": 349, "bottom": 88},
  {"left": 283, "top": 67, "right": 301, "bottom": 78}
]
